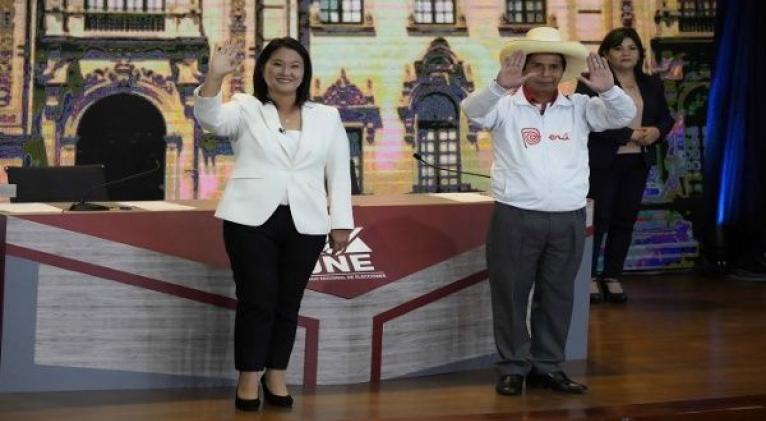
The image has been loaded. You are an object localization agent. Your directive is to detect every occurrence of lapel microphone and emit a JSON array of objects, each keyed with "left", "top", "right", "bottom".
[{"left": 278, "top": 127, "right": 286, "bottom": 134}]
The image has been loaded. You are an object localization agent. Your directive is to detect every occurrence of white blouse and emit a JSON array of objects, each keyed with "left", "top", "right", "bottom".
[{"left": 280, "top": 130, "right": 301, "bottom": 205}]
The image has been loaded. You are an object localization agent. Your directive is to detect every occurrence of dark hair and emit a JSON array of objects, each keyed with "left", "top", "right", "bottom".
[
  {"left": 252, "top": 37, "right": 312, "bottom": 107},
  {"left": 524, "top": 53, "right": 567, "bottom": 71},
  {"left": 598, "top": 27, "right": 647, "bottom": 81}
]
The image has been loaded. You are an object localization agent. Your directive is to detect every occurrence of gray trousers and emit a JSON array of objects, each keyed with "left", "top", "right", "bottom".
[{"left": 487, "top": 202, "right": 585, "bottom": 376}]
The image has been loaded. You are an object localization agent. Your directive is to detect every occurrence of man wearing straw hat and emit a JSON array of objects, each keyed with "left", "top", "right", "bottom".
[{"left": 462, "top": 27, "right": 636, "bottom": 396}]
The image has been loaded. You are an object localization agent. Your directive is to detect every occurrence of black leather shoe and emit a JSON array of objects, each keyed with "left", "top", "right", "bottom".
[
  {"left": 526, "top": 371, "right": 587, "bottom": 394},
  {"left": 234, "top": 393, "right": 260, "bottom": 411},
  {"left": 495, "top": 374, "right": 525, "bottom": 396},
  {"left": 261, "top": 376, "right": 294, "bottom": 407}
]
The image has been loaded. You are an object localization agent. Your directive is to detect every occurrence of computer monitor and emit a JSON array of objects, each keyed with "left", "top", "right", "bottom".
[{"left": 5, "top": 164, "right": 108, "bottom": 203}]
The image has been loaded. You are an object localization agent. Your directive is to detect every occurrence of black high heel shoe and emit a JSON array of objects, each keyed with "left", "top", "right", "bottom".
[
  {"left": 601, "top": 278, "right": 627, "bottom": 303},
  {"left": 234, "top": 390, "right": 261, "bottom": 411},
  {"left": 261, "top": 376, "right": 294, "bottom": 408},
  {"left": 590, "top": 277, "right": 603, "bottom": 304}
]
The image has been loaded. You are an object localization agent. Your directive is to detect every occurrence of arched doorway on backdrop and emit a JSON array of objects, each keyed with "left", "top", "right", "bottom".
[{"left": 75, "top": 93, "right": 166, "bottom": 200}]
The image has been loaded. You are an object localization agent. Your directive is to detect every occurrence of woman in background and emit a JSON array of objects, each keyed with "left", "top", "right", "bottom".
[{"left": 576, "top": 28, "right": 674, "bottom": 304}]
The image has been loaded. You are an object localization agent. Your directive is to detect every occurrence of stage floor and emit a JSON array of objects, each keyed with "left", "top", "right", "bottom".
[{"left": 1, "top": 274, "right": 765, "bottom": 420}]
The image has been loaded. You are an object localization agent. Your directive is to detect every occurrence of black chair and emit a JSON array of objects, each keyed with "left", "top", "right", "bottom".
[{"left": 5, "top": 164, "right": 108, "bottom": 203}]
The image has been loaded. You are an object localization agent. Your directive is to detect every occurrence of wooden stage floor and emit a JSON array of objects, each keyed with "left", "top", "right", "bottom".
[{"left": 1, "top": 274, "right": 765, "bottom": 420}]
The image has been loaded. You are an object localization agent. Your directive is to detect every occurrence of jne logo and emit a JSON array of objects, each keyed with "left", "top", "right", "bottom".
[
  {"left": 548, "top": 133, "right": 570, "bottom": 141},
  {"left": 311, "top": 228, "right": 387, "bottom": 281}
]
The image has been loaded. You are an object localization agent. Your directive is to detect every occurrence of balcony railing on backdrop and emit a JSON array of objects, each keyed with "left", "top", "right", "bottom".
[{"left": 84, "top": 12, "right": 166, "bottom": 31}]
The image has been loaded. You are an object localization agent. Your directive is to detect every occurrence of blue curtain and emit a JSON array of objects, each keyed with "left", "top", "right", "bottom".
[{"left": 704, "top": 0, "right": 766, "bottom": 264}]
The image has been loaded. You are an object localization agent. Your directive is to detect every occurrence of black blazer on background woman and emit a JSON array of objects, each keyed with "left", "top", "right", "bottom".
[{"left": 576, "top": 75, "right": 675, "bottom": 170}]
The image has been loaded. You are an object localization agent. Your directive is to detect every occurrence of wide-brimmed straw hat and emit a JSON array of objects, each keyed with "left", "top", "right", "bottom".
[{"left": 499, "top": 26, "right": 588, "bottom": 83}]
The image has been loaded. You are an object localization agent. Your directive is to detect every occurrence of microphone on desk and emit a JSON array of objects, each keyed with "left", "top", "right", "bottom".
[
  {"left": 412, "top": 153, "right": 490, "bottom": 179},
  {"left": 69, "top": 160, "right": 162, "bottom": 211}
]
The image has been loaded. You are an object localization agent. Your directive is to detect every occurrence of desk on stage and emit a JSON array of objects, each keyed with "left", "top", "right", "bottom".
[{"left": 0, "top": 194, "right": 592, "bottom": 392}]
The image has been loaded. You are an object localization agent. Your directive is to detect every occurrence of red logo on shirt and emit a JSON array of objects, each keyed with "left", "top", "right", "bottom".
[
  {"left": 549, "top": 133, "right": 570, "bottom": 141},
  {"left": 521, "top": 128, "right": 541, "bottom": 148}
]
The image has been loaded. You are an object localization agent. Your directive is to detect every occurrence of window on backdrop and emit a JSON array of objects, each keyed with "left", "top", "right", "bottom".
[
  {"left": 320, "top": 0, "right": 364, "bottom": 24},
  {"left": 680, "top": 0, "right": 716, "bottom": 17},
  {"left": 413, "top": 0, "right": 455, "bottom": 24},
  {"left": 84, "top": 0, "right": 166, "bottom": 31},
  {"left": 346, "top": 127, "right": 364, "bottom": 194},
  {"left": 505, "top": 0, "right": 546, "bottom": 24},
  {"left": 1, "top": 11, "right": 12, "bottom": 29},
  {"left": 416, "top": 127, "right": 460, "bottom": 190},
  {"left": 85, "top": 0, "right": 165, "bottom": 12},
  {"left": 678, "top": 0, "right": 716, "bottom": 32}
]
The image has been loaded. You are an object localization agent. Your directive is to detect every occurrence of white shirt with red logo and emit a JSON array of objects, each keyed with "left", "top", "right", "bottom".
[{"left": 461, "top": 81, "right": 636, "bottom": 212}]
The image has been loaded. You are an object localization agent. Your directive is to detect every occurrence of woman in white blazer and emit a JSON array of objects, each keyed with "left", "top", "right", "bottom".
[{"left": 194, "top": 38, "right": 354, "bottom": 411}]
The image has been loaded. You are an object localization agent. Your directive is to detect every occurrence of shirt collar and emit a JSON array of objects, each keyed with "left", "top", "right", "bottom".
[
  {"left": 514, "top": 86, "right": 572, "bottom": 109},
  {"left": 523, "top": 86, "right": 558, "bottom": 105}
]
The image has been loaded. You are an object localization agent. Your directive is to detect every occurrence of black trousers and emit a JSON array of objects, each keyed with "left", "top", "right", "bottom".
[
  {"left": 589, "top": 154, "right": 649, "bottom": 278},
  {"left": 223, "top": 206, "right": 326, "bottom": 372}
]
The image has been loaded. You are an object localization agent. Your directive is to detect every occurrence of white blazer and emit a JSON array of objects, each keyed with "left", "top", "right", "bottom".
[{"left": 193, "top": 88, "right": 354, "bottom": 235}]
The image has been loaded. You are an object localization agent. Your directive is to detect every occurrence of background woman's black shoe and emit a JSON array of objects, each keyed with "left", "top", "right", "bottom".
[
  {"left": 601, "top": 278, "right": 627, "bottom": 303},
  {"left": 261, "top": 376, "right": 294, "bottom": 407},
  {"left": 234, "top": 394, "right": 260, "bottom": 411},
  {"left": 590, "top": 278, "right": 603, "bottom": 304}
]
